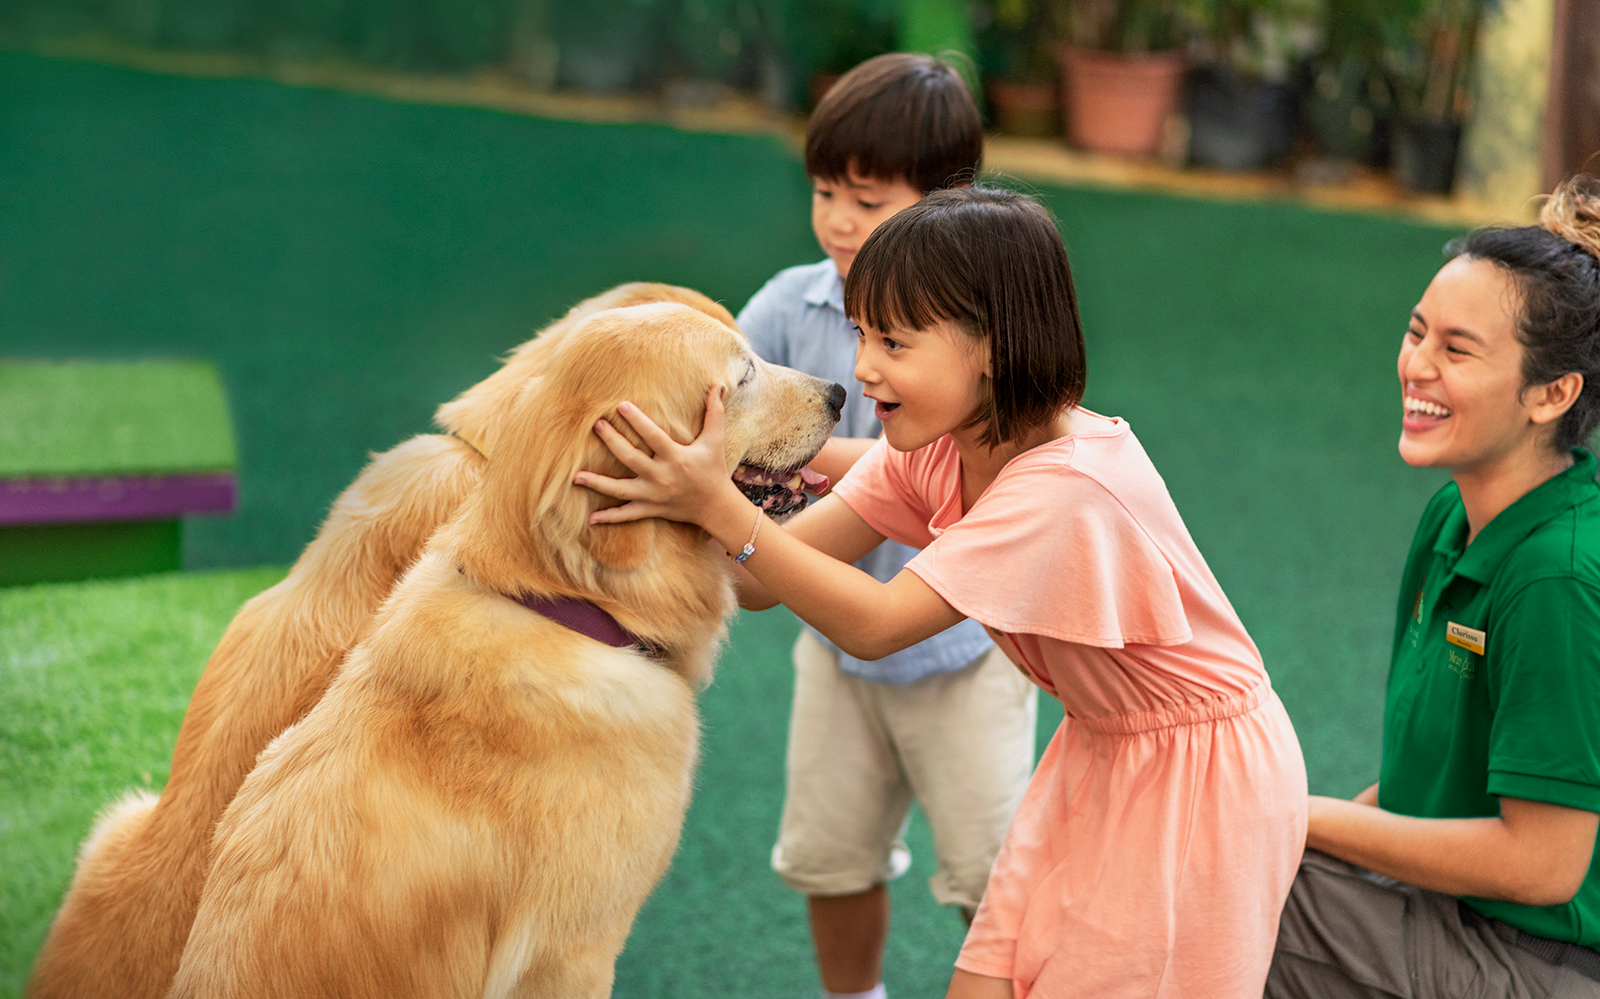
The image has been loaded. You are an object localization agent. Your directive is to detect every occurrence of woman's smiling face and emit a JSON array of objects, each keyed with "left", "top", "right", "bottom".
[{"left": 1398, "top": 255, "right": 1536, "bottom": 473}]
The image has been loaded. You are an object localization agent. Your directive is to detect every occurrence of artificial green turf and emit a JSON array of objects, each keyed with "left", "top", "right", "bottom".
[
  {"left": 0, "top": 360, "right": 236, "bottom": 478},
  {"left": 0, "top": 47, "right": 1477, "bottom": 997},
  {"left": 0, "top": 567, "right": 284, "bottom": 995},
  {"left": 0, "top": 49, "right": 822, "bottom": 570},
  {"left": 0, "top": 568, "right": 1068, "bottom": 997}
]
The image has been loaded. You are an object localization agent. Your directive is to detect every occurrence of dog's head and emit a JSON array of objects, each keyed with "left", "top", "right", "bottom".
[
  {"left": 434, "top": 283, "right": 738, "bottom": 457},
  {"left": 458, "top": 301, "right": 842, "bottom": 627}
]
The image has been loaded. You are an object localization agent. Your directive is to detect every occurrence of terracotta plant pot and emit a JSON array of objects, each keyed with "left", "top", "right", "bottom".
[
  {"left": 1056, "top": 45, "right": 1185, "bottom": 155},
  {"left": 986, "top": 79, "right": 1059, "bottom": 137}
]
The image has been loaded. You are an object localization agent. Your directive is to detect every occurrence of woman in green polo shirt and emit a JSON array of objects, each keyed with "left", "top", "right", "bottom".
[{"left": 1268, "top": 175, "right": 1600, "bottom": 997}]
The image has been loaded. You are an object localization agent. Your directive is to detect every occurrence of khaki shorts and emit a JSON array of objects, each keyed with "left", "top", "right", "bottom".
[
  {"left": 1269, "top": 849, "right": 1600, "bottom": 998},
  {"left": 770, "top": 630, "right": 1038, "bottom": 909}
]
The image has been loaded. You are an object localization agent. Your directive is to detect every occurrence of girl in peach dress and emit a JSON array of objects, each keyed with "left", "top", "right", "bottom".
[{"left": 579, "top": 186, "right": 1308, "bottom": 998}]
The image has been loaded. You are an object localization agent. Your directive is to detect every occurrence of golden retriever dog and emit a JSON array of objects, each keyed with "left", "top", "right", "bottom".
[
  {"left": 25, "top": 284, "right": 738, "bottom": 999},
  {"left": 167, "top": 302, "right": 843, "bottom": 998}
]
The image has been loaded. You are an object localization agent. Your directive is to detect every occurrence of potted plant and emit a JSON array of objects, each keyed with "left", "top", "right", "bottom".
[
  {"left": 979, "top": 0, "right": 1060, "bottom": 137},
  {"left": 1183, "top": 0, "right": 1319, "bottom": 171},
  {"left": 1300, "top": 0, "right": 1394, "bottom": 165},
  {"left": 1379, "top": 0, "right": 1484, "bottom": 193},
  {"left": 1048, "top": 0, "right": 1188, "bottom": 155}
]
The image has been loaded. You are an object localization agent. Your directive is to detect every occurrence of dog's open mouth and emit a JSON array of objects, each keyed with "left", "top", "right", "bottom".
[{"left": 732, "top": 464, "right": 830, "bottom": 518}]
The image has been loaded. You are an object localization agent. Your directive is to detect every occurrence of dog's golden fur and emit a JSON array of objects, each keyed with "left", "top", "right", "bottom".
[
  {"left": 437, "top": 283, "right": 737, "bottom": 456},
  {"left": 167, "top": 302, "right": 839, "bottom": 997},
  {"left": 25, "top": 284, "right": 738, "bottom": 999}
]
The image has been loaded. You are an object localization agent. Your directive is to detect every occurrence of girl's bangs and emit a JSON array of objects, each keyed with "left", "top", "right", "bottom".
[{"left": 845, "top": 227, "right": 973, "bottom": 334}]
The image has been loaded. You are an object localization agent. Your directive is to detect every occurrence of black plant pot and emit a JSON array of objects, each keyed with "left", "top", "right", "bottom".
[
  {"left": 1301, "top": 60, "right": 1394, "bottom": 167},
  {"left": 1187, "top": 67, "right": 1297, "bottom": 171},
  {"left": 1392, "top": 118, "right": 1462, "bottom": 194}
]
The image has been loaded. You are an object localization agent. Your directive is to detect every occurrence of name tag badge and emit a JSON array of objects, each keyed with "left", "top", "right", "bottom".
[{"left": 1445, "top": 621, "right": 1486, "bottom": 655}]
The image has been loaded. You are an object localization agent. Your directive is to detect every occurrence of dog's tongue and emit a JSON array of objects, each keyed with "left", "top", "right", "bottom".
[
  {"left": 730, "top": 464, "right": 830, "bottom": 495},
  {"left": 730, "top": 463, "right": 830, "bottom": 518}
]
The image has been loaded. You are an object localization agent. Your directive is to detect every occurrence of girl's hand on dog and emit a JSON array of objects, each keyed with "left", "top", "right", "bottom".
[{"left": 579, "top": 388, "right": 746, "bottom": 531}]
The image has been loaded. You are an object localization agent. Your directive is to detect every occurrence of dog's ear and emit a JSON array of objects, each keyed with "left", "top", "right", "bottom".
[
  {"left": 573, "top": 415, "right": 660, "bottom": 571},
  {"left": 583, "top": 516, "right": 659, "bottom": 570}
]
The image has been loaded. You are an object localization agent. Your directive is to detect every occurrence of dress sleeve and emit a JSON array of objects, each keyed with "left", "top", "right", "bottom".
[
  {"left": 1486, "top": 576, "right": 1600, "bottom": 812},
  {"left": 830, "top": 437, "right": 938, "bottom": 549},
  {"left": 736, "top": 278, "right": 789, "bottom": 367},
  {"left": 907, "top": 460, "right": 1192, "bottom": 648}
]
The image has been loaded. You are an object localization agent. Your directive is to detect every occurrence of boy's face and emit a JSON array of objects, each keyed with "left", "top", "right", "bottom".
[{"left": 811, "top": 168, "right": 923, "bottom": 278}]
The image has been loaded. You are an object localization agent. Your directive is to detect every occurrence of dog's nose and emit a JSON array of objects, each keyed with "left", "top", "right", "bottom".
[{"left": 826, "top": 383, "right": 846, "bottom": 419}]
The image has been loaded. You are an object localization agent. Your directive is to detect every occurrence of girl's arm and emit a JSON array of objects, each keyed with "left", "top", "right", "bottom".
[
  {"left": 577, "top": 393, "right": 965, "bottom": 659},
  {"left": 809, "top": 436, "right": 878, "bottom": 486},
  {"left": 1307, "top": 792, "right": 1598, "bottom": 907},
  {"left": 726, "top": 494, "right": 883, "bottom": 611},
  {"left": 946, "top": 969, "right": 1011, "bottom": 999}
]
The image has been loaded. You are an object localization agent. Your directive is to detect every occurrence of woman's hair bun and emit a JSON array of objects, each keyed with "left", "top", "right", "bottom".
[{"left": 1539, "top": 174, "right": 1600, "bottom": 262}]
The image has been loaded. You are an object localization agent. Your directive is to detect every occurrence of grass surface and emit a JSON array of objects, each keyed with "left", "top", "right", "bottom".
[
  {"left": 0, "top": 360, "right": 235, "bottom": 477},
  {"left": 0, "top": 47, "right": 1479, "bottom": 998},
  {"left": 0, "top": 568, "right": 284, "bottom": 994}
]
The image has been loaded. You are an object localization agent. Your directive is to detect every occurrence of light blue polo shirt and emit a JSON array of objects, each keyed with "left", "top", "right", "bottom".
[{"left": 738, "top": 259, "right": 992, "bottom": 683}]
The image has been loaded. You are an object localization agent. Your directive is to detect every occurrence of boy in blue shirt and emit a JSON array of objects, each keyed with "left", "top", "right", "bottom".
[{"left": 737, "top": 53, "right": 1038, "bottom": 999}]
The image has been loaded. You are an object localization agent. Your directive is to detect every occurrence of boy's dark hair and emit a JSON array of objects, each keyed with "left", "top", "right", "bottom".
[
  {"left": 845, "top": 186, "right": 1087, "bottom": 448},
  {"left": 1447, "top": 174, "right": 1600, "bottom": 452},
  {"left": 805, "top": 53, "right": 983, "bottom": 194}
]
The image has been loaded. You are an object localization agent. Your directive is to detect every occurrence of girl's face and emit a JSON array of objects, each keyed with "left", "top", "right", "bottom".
[
  {"left": 854, "top": 316, "right": 989, "bottom": 451},
  {"left": 1398, "top": 255, "right": 1543, "bottom": 473}
]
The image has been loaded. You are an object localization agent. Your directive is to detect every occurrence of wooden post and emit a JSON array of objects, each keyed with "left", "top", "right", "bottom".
[{"left": 1543, "top": 0, "right": 1600, "bottom": 190}]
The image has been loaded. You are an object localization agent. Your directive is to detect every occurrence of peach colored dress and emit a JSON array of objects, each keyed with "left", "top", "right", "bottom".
[{"left": 831, "top": 411, "right": 1307, "bottom": 998}]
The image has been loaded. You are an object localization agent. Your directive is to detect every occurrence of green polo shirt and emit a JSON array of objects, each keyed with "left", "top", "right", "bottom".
[{"left": 1382, "top": 449, "right": 1600, "bottom": 947}]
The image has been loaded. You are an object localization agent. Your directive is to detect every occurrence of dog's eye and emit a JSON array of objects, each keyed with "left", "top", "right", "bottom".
[{"left": 737, "top": 362, "right": 755, "bottom": 388}]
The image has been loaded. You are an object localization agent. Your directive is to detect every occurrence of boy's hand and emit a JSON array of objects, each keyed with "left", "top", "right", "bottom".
[{"left": 577, "top": 389, "right": 746, "bottom": 530}]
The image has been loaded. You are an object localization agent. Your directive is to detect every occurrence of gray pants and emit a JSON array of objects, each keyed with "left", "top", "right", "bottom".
[{"left": 1267, "top": 850, "right": 1600, "bottom": 999}]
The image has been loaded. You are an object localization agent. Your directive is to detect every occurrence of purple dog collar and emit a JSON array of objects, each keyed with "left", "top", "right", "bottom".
[{"left": 513, "top": 593, "right": 664, "bottom": 660}]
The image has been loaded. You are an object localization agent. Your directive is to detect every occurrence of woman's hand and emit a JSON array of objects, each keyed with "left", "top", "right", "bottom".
[{"left": 575, "top": 388, "right": 744, "bottom": 529}]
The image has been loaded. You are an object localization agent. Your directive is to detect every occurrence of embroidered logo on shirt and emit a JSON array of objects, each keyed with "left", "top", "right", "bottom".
[
  {"left": 1445, "top": 621, "right": 1486, "bottom": 655},
  {"left": 1412, "top": 588, "right": 1424, "bottom": 623}
]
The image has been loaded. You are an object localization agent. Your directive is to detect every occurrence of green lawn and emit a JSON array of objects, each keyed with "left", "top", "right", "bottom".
[{"left": 0, "top": 569, "right": 284, "bottom": 993}]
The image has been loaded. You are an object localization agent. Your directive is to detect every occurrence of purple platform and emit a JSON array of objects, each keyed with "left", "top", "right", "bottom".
[{"left": 0, "top": 473, "right": 237, "bottom": 525}]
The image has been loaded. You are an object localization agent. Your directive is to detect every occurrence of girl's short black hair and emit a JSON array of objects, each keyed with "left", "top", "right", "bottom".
[
  {"left": 844, "top": 186, "right": 1088, "bottom": 448},
  {"left": 805, "top": 53, "right": 983, "bottom": 194},
  {"left": 1448, "top": 175, "right": 1600, "bottom": 452}
]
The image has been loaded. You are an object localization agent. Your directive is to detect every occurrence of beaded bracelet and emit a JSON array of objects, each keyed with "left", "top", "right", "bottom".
[{"left": 730, "top": 508, "right": 761, "bottom": 563}]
